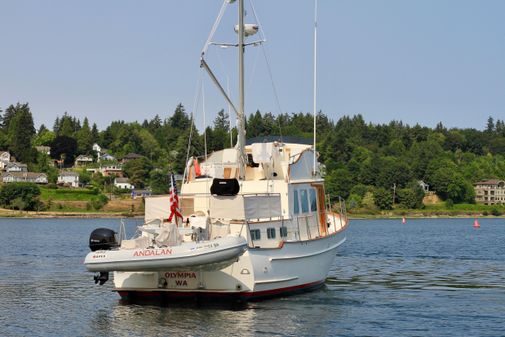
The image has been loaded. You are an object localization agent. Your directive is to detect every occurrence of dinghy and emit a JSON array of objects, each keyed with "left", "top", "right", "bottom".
[{"left": 84, "top": 223, "right": 247, "bottom": 273}]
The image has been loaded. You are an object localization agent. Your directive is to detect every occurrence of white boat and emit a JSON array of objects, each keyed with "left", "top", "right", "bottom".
[{"left": 85, "top": 0, "right": 348, "bottom": 301}]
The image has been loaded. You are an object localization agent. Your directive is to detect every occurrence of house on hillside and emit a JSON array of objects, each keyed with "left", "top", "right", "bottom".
[
  {"left": 93, "top": 143, "right": 102, "bottom": 154},
  {"left": 99, "top": 153, "right": 116, "bottom": 162},
  {"left": 57, "top": 171, "right": 80, "bottom": 188},
  {"left": 35, "top": 146, "right": 51, "bottom": 155},
  {"left": 6, "top": 162, "right": 28, "bottom": 173},
  {"left": 0, "top": 151, "right": 11, "bottom": 169},
  {"left": 120, "top": 153, "right": 142, "bottom": 164},
  {"left": 114, "top": 177, "right": 134, "bottom": 190},
  {"left": 100, "top": 165, "right": 123, "bottom": 177},
  {"left": 418, "top": 180, "right": 430, "bottom": 193},
  {"left": 74, "top": 154, "right": 94, "bottom": 167},
  {"left": 474, "top": 179, "right": 505, "bottom": 205},
  {"left": 1, "top": 172, "right": 48, "bottom": 184}
]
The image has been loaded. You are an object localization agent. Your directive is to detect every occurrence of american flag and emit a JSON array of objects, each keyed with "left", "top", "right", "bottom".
[{"left": 167, "top": 173, "right": 183, "bottom": 224}]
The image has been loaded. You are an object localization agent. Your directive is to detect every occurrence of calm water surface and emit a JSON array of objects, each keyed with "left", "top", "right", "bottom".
[{"left": 0, "top": 218, "right": 504, "bottom": 337}]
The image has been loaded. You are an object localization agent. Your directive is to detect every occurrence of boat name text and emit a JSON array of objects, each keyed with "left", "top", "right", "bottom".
[{"left": 133, "top": 248, "right": 173, "bottom": 257}]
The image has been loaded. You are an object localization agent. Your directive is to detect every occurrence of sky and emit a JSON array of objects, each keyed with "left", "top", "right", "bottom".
[{"left": 1, "top": 0, "right": 504, "bottom": 131}]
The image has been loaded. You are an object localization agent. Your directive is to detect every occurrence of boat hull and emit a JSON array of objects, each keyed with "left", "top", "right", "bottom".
[{"left": 112, "top": 228, "right": 346, "bottom": 302}]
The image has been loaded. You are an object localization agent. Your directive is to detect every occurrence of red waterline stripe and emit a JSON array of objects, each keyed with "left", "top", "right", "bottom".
[{"left": 117, "top": 280, "right": 325, "bottom": 300}]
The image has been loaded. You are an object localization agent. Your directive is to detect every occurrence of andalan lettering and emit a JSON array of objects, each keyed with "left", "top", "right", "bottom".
[{"left": 133, "top": 248, "right": 173, "bottom": 257}]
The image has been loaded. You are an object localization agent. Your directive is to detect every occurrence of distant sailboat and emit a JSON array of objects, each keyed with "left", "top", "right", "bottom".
[{"left": 473, "top": 219, "right": 480, "bottom": 228}]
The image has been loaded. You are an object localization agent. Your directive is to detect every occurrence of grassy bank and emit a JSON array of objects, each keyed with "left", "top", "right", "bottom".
[
  {"left": 39, "top": 187, "right": 99, "bottom": 201},
  {"left": 348, "top": 202, "right": 505, "bottom": 218}
]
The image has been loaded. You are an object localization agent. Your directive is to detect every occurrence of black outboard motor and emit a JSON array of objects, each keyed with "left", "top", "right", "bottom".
[{"left": 89, "top": 228, "right": 118, "bottom": 251}]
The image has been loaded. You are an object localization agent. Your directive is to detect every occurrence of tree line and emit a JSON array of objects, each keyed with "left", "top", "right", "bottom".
[{"left": 2, "top": 102, "right": 504, "bottom": 210}]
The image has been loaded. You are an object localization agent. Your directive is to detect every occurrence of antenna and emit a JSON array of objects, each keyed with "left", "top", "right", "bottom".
[{"left": 313, "top": 0, "right": 318, "bottom": 175}]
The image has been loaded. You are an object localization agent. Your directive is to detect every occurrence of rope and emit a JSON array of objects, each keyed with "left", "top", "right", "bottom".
[
  {"left": 250, "top": 0, "right": 284, "bottom": 142},
  {"left": 183, "top": 70, "right": 204, "bottom": 183},
  {"left": 202, "top": 0, "right": 228, "bottom": 56}
]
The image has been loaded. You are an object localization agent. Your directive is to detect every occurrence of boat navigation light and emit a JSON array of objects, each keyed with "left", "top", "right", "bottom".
[{"left": 234, "top": 24, "right": 259, "bottom": 37}]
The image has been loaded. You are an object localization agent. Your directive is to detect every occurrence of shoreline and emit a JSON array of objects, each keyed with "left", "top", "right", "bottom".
[
  {"left": 0, "top": 209, "right": 500, "bottom": 219},
  {"left": 0, "top": 208, "right": 144, "bottom": 219}
]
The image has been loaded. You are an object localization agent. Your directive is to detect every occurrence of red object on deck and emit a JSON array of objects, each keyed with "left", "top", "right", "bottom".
[
  {"left": 194, "top": 159, "right": 201, "bottom": 176},
  {"left": 473, "top": 219, "right": 480, "bottom": 228}
]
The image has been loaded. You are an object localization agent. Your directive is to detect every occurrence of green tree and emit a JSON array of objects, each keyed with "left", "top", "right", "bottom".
[
  {"left": 0, "top": 183, "right": 43, "bottom": 211},
  {"left": 76, "top": 117, "right": 93, "bottom": 154},
  {"left": 374, "top": 187, "right": 393, "bottom": 210},
  {"left": 123, "top": 157, "right": 153, "bottom": 188},
  {"left": 7, "top": 103, "right": 36, "bottom": 163},
  {"left": 50, "top": 135, "right": 78, "bottom": 167},
  {"left": 169, "top": 103, "right": 191, "bottom": 130},
  {"left": 397, "top": 185, "right": 424, "bottom": 209},
  {"left": 149, "top": 170, "right": 169, "bottom": 194}
]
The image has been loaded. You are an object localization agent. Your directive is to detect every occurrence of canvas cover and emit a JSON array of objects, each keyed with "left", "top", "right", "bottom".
[{"left": 209, "top": 194, "right": 281, "bottom": 220}]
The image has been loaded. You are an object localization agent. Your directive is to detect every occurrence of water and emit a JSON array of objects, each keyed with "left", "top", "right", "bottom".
[{"left": 1, "top": 218, "right": 504, "bottom": 337}]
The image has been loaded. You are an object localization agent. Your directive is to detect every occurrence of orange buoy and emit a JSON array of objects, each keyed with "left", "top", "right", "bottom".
[
  {"left": 402, "top": 217, "right": 406, "bottom": 224},
  {"left": 473, "top": 219, "right": 480, "bottom": 228}
]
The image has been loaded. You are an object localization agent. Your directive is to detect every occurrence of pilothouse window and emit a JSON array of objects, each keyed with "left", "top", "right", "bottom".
[
  {"left": 267, "top": 228, "right": 276, "bottom": 239},
  {"left": 300, "top": 189, "right": 309, "bottom": 213},
  {"left": 293, "top": 190, "right": 300, "bottom": 214},
  {"left": 250, "top": 229, "right": 261, "bottom": 241},
  {"left": 310, "top": 189, "right": 317, "bottom": 212}
]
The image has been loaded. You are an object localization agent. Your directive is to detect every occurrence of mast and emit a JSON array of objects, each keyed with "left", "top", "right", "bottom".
[
  {"left": 313, "top": 0, "right": 318, "bottom": 176},
  {"left": 237, "top": 0, "right": 247, "bottom": 180}
]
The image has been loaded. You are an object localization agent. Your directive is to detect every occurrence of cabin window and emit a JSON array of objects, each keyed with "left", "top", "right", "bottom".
[
  {"left": 267, "top": 228, "right": 276, "bottom": 239},
  {"left": 280, "top": 226, "right": 288, "bottom": 238},
  {"left": 309, "top": 189, "right": 317, "bottom": 212},
  {"left": 300, "top": 189, "right": 309, "bottom": 213},
  {"left": 293, "top": 190, "right": 300, "bottom": 214},
  {"left": 250, "top": 229, "right": 261, "bottom": 241}
]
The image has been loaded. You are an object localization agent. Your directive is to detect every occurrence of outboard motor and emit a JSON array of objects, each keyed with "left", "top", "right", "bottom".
[
  {"left": 89, "top": 228, "right": 118, "bottom": 251},
  {"left": 88, "top": 228, "right": 117, "bottom": 285}
]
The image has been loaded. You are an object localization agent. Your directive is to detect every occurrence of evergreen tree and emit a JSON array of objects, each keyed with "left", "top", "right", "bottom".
[
  {"left": 486, "top": 116, "right": 495, "bottom": 133},
  {"left": 7, "top": 103, "right": 36, "bottom": 163},
  {"left": 169, "top": 104, "right": 191, "bottom": 130},
  {"left": 91, "top": 123, "right": 100, "bottom": 143},
  {"left": 76, "top": 117, "right": 93, "bottom": 154},
  {"left": 1, "top": 104, "right": 19, "bottom": 131}
]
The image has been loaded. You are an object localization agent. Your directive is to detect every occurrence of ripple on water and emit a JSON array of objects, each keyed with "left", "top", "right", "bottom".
[{"left": 1, "top": 218, "right": 505, "bottom": 337}]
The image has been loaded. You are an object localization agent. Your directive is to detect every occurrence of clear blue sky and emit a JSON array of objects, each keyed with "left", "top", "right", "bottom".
[{"left": 1, "top": 0, "right": 504, "bottom": 131}]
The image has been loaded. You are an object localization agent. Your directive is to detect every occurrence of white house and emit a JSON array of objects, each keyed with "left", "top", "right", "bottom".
[
  {"left": 35, "top": 146, "right": 51, "bottom": 155},
  {"left": 0, "top": 151, "right": 11, "bottom": 163},
  {"left": 1, "top": 172, "right": 48, "bottom": 184},
  {"left": 57, "top": 171, "right": 80, "bottom": 188},
  {"left": 101, "top": 165, "right": 123, "bottom": 177},
  {"left": 93, "top": 143, "right": 102, "bottom": 161},
  {"left": 99, "top": 153, "right": 116, "bottom": 162},
  {"left": 6, "top": 162, "right": 28, "bottom": 173},
  {"left": 418, "top": 180, "right": 430, "bottom": 193},
  {"left": 93, "top": 143, "right": 102, "bottom": 154},
  {"left": 0, "top": 151, "right": 11, "bottom": 169},
  {"left": 74, "top": 155, "right": 93, "bottom": 167},
  {"left": 114, "top": 177, "right": 134, "bottom": 190}
]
